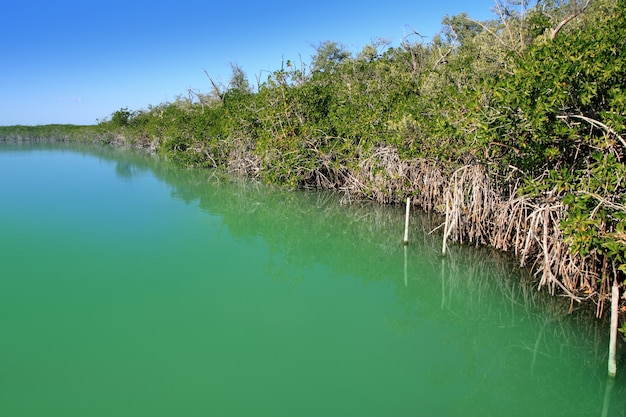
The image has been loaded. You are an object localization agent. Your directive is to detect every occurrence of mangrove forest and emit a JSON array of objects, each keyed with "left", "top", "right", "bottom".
[{"left": 2, "top": 0, "right": 625, "bottom": 334}]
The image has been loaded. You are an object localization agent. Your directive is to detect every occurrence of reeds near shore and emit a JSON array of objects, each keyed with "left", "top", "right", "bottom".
[{"left": 285, "top": 145, "right": 615, "bottom": 315}]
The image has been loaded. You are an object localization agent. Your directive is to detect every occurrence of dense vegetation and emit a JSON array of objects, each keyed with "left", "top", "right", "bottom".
[{"left": 1, "top": 0, "right": 624, "bottom": 319}]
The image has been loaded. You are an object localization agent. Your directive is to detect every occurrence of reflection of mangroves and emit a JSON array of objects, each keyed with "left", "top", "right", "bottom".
[
  {"left": 5, "top": 144, "right": 616, "bottom": 391},
  {"left": 145, "top": 152, "right": 620, "bottom": 413},
  {"left": 37, "top": 144, "right": 603, "bottom": 322},
  {"left": 153, "top": 151, "right": 607, "bottom": 319}
]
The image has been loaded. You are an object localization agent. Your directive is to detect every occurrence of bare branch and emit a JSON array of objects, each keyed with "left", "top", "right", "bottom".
[
  {"left": 469, "top": 17, "right": 521, "bottom": 55},
  {"left": 550, "top": 0, "right": 591, "bottom": 40},
  {"left": 578, "top": 191, "right": 626, "bottom": 216},
  {"left": 558, "top": 114, "right": 626, "bottom": 150},
  {"left": 401, "top": 25, "right": 426, "bottom": 45},
  {"left": 203, "top": 69, "right": 224, "bottom": 101},
  {"left": 433, "top": 46, "right": 453, "bottom": 69},
  {"left": 493, "top": 0, "right": 517, "bottom": 51}
]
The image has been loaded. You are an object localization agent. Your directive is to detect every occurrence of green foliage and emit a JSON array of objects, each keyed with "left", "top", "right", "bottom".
[
  {"left": 9, "top": 0, "right": 621, "bottom": 284},
  {"left": 558, "top": 152, "right": 626, "bottom": 267},
  {"left": 0, "top": 124, "right": 112, "bottom": 143},
  {"left": 310, "top": 41, "right": 351, "bottom": 73},
  {"left": 110, "top": 107, "right": 132, "bottom": 127},
  {"left": 486, "top": 0, "right": 626, "bottom": 174},
  {"left": 227, "top": 63, "right": 252, "bottom": 94}
]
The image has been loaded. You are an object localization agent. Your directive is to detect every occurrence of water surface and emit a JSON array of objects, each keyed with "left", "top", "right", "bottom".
[{"left": 0, "top": 143, "right": 624, "bottom": 416}]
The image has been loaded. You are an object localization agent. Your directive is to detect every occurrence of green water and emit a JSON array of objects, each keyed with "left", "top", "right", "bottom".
[{"left": 0, "top": 143, "right": 624, "bottom": 417}]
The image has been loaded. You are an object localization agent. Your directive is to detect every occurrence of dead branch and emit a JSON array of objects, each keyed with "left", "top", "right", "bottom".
[
  {"left": 493, "top": 0, "right": 519, "bottom": 52},
  {"left": 580, "top": 191, "right": 626, "bottom": 216},
  {"left": 558, "top": 114, "right": 626, "bottom": 150},
  {"left": 470, "top": 17, "right": 520, "bottom": 54},
  {"left": 433, "top": 46, "right": 453, "bottom": 70},
  {"left": 203, "top": 69, "right": 224, "bottom": 102},
  {"left": 550, "top": 0, "right": 591, "bottom": 40}
]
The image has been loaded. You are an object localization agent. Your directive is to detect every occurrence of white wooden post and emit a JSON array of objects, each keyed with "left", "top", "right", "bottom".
[
  {"left": 403, "top": 197, "right": 410, "bottom": 245},
  {"left": 608, "top": 280, "right": 619, "bottom": 378}
]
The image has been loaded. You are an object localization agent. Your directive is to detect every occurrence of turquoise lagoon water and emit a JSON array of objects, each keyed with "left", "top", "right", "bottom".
[{"left": 0, "top": 143, "right": 624, "bottom": 416}]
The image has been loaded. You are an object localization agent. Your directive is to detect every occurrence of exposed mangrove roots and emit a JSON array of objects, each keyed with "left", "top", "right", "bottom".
[
  {"left": 435, "top": 163, "right": 613, "bottom": 316},
  {"left": 258, "top": 144, "right": 619, "bottom": 317}
]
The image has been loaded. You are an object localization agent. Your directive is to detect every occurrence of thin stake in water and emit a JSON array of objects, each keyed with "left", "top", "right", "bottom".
[
  {"left": 403, "top": 197, "right": 410, "bottom": 245},
  {"left": 609, "top": 279, "right": 619, "bottom": 378}
]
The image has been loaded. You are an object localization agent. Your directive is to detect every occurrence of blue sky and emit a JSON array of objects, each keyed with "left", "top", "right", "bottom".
[{"left": 1, "top": 0, "right": 497, "bottom": 126}]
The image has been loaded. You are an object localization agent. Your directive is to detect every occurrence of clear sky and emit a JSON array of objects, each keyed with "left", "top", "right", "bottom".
[{"left": 1, "top": 0, "right": 497, "bottom": 126}]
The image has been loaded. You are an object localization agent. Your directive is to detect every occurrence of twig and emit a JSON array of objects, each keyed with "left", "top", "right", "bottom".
[{"left": 558, "top": 114, "right": 626, "bottom": 150}]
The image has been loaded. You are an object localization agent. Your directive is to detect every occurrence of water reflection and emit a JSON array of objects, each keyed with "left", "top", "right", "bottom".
[
  {"left": 145, "top": 152, "right": 625, "bottom": 415},
  {"left": 10, "top": 142, "right": 614, "bottom": 358},
  {"left": 115, "top": 161, "right": 138, "bottom": 180},
  {"left": 1, "top": 142, "right": 624, "bottom": 416}
]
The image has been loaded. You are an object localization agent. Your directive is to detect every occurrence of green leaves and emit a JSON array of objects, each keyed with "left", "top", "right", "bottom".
[
  {"left": 484, "top": 0, "right": 626, "bottom": 175},
  {"left": 110, "top": 107, "right": 132, "bottom": 127},
  {"left": 556, "top": 152, "right": 626, "bottom": 271}
]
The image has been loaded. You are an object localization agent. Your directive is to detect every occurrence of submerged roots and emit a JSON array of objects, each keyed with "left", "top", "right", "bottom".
[
  {"left": 437, "top": 164, "right": 606, "bottom": 313},
  {"left": 319, "top": 146, "right": 612, "bottom": 313},
  {"left": 195, "top": 143, "right": 612, "bottom": 312}
]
